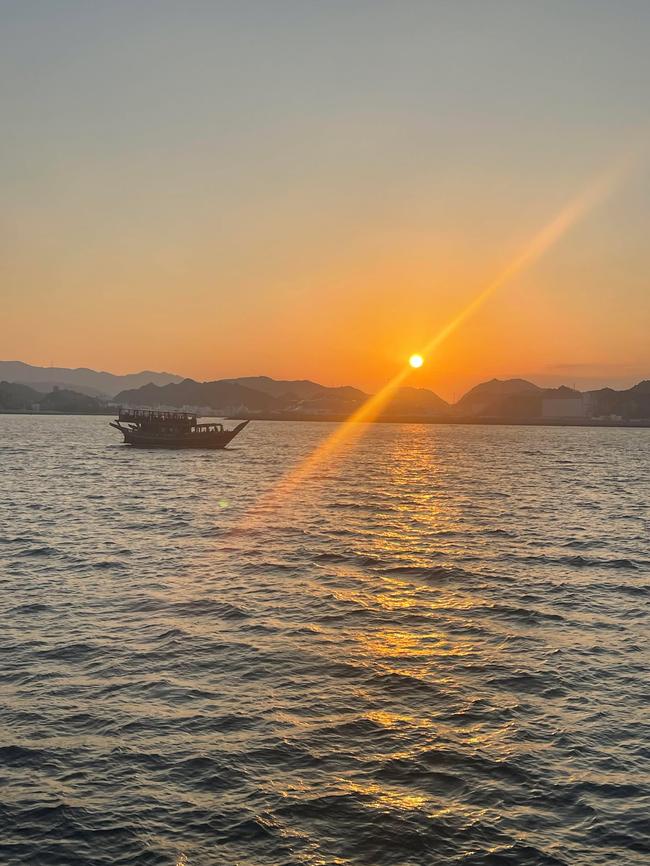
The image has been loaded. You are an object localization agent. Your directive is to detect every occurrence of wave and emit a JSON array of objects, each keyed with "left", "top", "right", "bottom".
[{"left": 2, "top": 416, "right": 648, "bottom": 866}]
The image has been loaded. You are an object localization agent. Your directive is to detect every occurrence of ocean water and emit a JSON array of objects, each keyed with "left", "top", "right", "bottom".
[{"left": 1, "top": 414, "right": 648, "bottom": 866}]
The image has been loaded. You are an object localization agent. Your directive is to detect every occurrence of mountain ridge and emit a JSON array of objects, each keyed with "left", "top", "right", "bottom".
[
  {"left": 0, "top": 381, "right": 109, "bottom": 414},
  {"left": 0, "top": 361, "right": 183, "bottom": 398},
  {"left": 114, "top": 374, "right": 650, "bottom": 421},
  {"left": 2, "top": 362, "right": 650, "bottom": 421},
  {"left": 114, "top": 377, "right": 450, "bottom": 417}
]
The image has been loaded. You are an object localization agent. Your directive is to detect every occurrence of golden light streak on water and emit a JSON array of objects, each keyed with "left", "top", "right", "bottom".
[
  {"left": 238, "top": 364, "right": 413, "bottom": 525},
  {"left": 241, "top": 150, "right": 641, "bottom": 525}
]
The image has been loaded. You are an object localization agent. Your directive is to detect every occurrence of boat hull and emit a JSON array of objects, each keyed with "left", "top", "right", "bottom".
[{"left": 111, "top": 420, "right": 249, "bottom": 449}]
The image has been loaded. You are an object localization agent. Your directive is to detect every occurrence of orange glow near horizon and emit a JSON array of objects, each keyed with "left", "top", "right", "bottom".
[
  {"left": 240, "top": 154, "right": 639, "bottom": 525},
  {"left": 6, "top": 144, "right": 648, "bottom": 400},
  {"left": 4, "top": 9, "right": 650, "bottom": 403}
]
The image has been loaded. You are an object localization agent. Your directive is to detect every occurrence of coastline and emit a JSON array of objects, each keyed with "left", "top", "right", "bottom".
[
  {"left": 228, "top": 412, "right": 650, "bottom": 429},
  {"left": 2, "top": 409, "right": 649, "bottom": 429},
  {"left": 0, "top": 409, "right": 115, "bottom": 416}
]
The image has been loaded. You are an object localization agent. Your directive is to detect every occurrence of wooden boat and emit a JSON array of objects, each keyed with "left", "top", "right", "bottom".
[{"left": 110, "top": 408, "right": 250, "bottom": 449}]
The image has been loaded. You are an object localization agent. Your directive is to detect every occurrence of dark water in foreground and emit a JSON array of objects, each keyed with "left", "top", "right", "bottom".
[{"left": 1, "top": 415, "right": 648, "bottom": 866}]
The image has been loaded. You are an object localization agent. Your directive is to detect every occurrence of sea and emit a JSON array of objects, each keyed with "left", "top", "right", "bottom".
[{"left": 1, "top": 414, "right": 648, "bottom": 866}]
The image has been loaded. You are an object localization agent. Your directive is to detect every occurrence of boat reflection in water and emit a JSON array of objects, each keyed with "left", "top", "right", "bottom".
[{"left": 110, "top": 407, "right": 250, "bottom": 449}]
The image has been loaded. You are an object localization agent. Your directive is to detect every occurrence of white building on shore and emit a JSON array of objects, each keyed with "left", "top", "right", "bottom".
[{"left": 541, "top": 392, "right": 586, "bottom": 419}]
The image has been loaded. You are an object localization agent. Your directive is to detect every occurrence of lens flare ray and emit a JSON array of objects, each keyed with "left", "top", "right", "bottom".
[{"left": 240, "top": 153, "right": 639, "bottom": 524}]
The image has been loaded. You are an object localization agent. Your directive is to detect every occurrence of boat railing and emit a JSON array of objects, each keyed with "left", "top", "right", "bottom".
[{"left": 118, "top": 407, "right": 197, "bottom": 425}]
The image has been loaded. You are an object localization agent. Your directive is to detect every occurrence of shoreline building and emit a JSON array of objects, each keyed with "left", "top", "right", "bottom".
[{"left": 541, "top": 389, "right": 586, "bottom": 420}]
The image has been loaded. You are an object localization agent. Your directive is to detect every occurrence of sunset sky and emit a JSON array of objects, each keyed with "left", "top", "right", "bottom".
[{"left": 2, "top": 1, "right": 650, "bottom": 400}]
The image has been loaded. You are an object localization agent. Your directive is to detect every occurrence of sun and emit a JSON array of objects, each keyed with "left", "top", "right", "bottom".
[{"left": 408, "top": 354, "right": 424, "bottom": 369}]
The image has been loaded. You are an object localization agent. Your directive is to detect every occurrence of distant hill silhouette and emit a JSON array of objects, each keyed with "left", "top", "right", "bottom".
[
  {"left": 115, "top": 379, "right": 281, "bottom": 413},
  {"left": 223, "top": 376, "right": 368, "bottom": 413},
  {"left": 0, "top": 361, "right": 182, "bottom": 398},
  {"left": 114, "top": 373, "right": 650, "bottom": 420},
  {"left": 223, "top": 376, "right": 366, "bottom": 403},
  {"left": 378, "top": 386, "right": 449, "bottom": 417},
  {"left": 452, "top": 379, "right": 650, "bottom": 421},
  {"left": 454, "top": 378, "right": 541, "bottom": 416},
  {"left": 586, "top": 380, "right": 650, "bottom": 419},
  {"left": 0, "top": 381, "right": 107, "bottom": 413},
  {"left": 461, "top": 385, "right": 582, "bottom": 420},
  {"left": 115, "top": 377, "right": 450, "bottom": 417},
  {"left": 3, "top": 360, "right": 650, "bottom": 422}
]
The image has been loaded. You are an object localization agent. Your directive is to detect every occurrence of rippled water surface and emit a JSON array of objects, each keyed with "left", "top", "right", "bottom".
[{"left": 1, "top": 415, "right": 649, "bottom": 865}]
